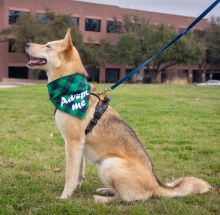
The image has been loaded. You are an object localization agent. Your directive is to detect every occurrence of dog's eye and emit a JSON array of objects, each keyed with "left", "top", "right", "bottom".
[{"left": 46, "top": 45, "right": 51, "bottom": 48}]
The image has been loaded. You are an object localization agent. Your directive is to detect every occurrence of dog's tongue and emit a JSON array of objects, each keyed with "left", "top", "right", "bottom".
[
  {"left": 29, "top": 58, "right": 46, "bottom": 65},
  {"left": 31, "top": 59, "right": 40, "bottom": 64},
  {"left": 26, "top": 53, "right": 47, "bottom": 67}
]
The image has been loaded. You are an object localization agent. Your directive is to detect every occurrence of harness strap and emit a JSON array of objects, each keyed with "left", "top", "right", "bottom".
[{"left": 85, "top": 95, "right": 110, "bottom": 135}]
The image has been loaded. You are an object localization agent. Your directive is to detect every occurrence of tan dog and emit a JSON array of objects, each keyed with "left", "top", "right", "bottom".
[{"left": 25, "top": 29, "right": 211, "bottom": 203}]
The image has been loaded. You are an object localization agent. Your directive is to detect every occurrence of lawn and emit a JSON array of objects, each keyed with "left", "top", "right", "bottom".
[{"left": 0, "top": 84, "right": 220, "bottom": 215}]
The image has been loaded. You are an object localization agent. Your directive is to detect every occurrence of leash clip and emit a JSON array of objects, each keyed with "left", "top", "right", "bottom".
[{"left": 99, "top": 87, "right": 112, "bottom": 100}]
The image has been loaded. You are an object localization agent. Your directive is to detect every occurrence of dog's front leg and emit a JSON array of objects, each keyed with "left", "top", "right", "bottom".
[
  {"left": 60, "top": 139, "right": 85, "bottom": 200},
  {"left": 77, "top": 157, "right": 85, "bottom": 187}
]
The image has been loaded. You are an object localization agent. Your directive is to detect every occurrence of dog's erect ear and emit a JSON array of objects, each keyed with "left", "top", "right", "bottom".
[{"left": 63, "top": 28, "right": 73, "bottom": 51}]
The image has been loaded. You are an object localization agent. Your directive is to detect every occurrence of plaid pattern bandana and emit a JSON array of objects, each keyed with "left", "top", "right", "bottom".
[{"left": 47, "top": 73, "right": 90, "bottom": 119}]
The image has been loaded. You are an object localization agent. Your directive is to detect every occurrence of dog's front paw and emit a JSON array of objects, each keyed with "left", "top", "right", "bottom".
[
  {"left": 58, "top": 193, "right": 71, "bottom": 200},
  {"left": 77, "top": 176, "right": 84, "bottom": 187}
]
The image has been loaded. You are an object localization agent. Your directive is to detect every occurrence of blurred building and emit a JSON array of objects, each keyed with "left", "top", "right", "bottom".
[{"left": 0, "top": 0, "right": 218, "bottom": 83}]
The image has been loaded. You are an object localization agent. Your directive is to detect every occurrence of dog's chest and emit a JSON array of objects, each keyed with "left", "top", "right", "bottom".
[{"left": 84, "top": 144, "right": 99, "bottom": 163}]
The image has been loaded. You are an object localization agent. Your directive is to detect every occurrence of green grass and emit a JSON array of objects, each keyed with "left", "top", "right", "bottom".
[{"left": 0, "top": 84, "right": 220, "bottom": 215}]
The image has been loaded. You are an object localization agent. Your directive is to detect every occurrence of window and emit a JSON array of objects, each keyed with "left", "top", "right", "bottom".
[
  {"left": 143, "top": 69, "right": 152, "bottom": 83},
  {"left": 161, "top": 70, "right": 167, "bottom": 83},
  {"left": 72, "top": 17, "right": 80, "bottom": 26},
  {"left": 38, "top": 71, "right": 47, "bottom": 80},
  {"left": 32, "top": 70, "right": 47, "bottom": 80},
  {"left": 106, "top": 20, "right": 120, "bottom": 33},
  {"left": 105, "top": 68, "right": 120, "bottom": 83},
  {"left": 36, "top": 13, "right": 47, "bottom": 22},
  {"left": 8, "top": 67, "right": 28, "bottom": 79},
  {"left": 87, "top": 68, "right": 100, "bottom": 82},
  {"left": 85, "top": 18, "right": 101, "bottom": 32},
  {"left": 8, "top": 39, "right": 16, "bottom": 53},
  {"left": 125, "top": 69, "right": 134, "bottom": 82},
  {"left": 192, "top": 70, "right": 199, "bottom": 83},
  {"left": 9, "top": 10, "right": 29, "bottom": 24}
]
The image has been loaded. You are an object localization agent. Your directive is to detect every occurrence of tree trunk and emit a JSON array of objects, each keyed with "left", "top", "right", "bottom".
[
  {"left": 198, "top": 59, "right": 206, "bottom": 82},
  {"left": 153, "top": 70, "right": 162, "bottom": 83}
]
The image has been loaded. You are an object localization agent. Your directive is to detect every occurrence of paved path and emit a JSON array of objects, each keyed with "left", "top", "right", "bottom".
[{"left": 0, "top": 84, "right": 20, "bottom": 89}]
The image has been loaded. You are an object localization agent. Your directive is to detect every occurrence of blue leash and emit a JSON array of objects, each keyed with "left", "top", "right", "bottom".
[{"left": 102, "top": 0, "right": 220, "bottom": 94}]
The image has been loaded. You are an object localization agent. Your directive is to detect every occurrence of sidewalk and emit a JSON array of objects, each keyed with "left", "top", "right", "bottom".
[
  {"left": 0, "top": 83, "right": 21, "bottom": 88},
  {"left": 0, "top": 78, "right": 46, "bottom": 88}
]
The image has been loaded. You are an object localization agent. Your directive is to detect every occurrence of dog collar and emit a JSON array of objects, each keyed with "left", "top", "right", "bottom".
[{"left": 47, "top": 73, "right": 90, "bottom": 119}]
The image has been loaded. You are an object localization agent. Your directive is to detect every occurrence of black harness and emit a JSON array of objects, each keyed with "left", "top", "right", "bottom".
[{"left": 85, "top": 93, "right": 110, "bottom": 135}]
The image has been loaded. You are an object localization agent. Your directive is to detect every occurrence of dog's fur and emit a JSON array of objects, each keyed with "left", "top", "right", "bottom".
[{"left": 26, "top": 29, "right": 211, "bottom": 203}]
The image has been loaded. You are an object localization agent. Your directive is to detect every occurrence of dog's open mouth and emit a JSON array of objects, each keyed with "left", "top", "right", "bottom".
[{"left": 26, "top": 53, "right": 47, "bottom": 67}]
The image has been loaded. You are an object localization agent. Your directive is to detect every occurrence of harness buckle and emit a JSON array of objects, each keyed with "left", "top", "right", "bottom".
[
  {"left": 94, "top": 111, "right": 102, "bottom": 119},
  {"left": 85, "top": 95, "right": 111, "bottom": 135}
]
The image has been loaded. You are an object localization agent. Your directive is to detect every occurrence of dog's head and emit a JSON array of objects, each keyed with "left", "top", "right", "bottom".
[{"left": 26, "top": 29, "right": 87, "bottom": 80}]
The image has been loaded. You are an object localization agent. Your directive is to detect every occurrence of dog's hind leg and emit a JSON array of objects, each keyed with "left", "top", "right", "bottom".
[
  {"left": 93, "top": 195, "right": 120, "bottom": 204},
  {"left": 98, "top": 157, "right": 154, "bottom": 203}
]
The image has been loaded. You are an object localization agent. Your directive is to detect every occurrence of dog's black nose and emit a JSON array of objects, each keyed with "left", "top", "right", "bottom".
[{"left": 26, "top": 43, "right": 31, "bottom": 49}]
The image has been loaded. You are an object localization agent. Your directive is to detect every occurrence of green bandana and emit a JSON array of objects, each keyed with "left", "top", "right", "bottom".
[{"left": 47, "top": 73, "right": 90, "bottom": 119}]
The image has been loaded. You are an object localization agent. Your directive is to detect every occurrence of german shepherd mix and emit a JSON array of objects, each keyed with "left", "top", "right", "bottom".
[{"left": 25, "top": 29, "right": 211, "bottom": 203}]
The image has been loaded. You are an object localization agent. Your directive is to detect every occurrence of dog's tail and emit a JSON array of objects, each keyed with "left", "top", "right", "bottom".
[{"left": 154, "top": 176, "right": 212, "bottom": 198}]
